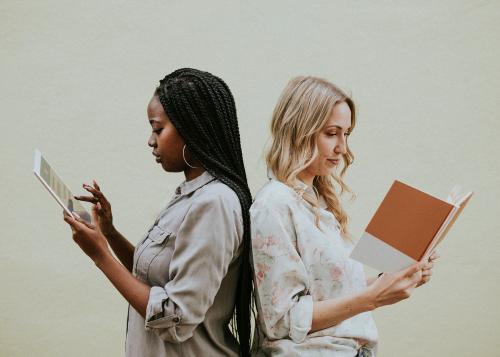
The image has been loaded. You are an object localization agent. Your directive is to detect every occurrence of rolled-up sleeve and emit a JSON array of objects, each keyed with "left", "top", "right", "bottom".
[
  {"left": 251, "top": 203, "right": 313, "bottom": 343},
  {"left": 144, "top": 191, "right": 242, "bottom": 343}
]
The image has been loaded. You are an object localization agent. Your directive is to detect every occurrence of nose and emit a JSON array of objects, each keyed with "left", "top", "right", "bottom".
[
  {"left": 334, "top": 136, "right": 347, "bottom": 155},
  {"left": 148, "top": 132, "right": 156, "bottom": 148}
]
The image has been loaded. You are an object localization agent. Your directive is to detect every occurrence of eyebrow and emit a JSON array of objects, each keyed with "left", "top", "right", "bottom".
[{"left": 325, "top": 125, "right": 351, "bottom": 130}]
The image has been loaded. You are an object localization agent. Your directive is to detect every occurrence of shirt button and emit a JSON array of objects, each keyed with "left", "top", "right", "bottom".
[
  {"left": 175, "top": 187, "right": 181, "bottom": 195},
  {"left": 173, "top": 316, "right": 180, "bottom": 323}
]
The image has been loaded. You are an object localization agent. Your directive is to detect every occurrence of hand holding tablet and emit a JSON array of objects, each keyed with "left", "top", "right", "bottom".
[{"left": 33, "top": 149, "right": 92, "bottom": 224}]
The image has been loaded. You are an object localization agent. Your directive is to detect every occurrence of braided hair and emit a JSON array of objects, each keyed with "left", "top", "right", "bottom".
[{"left": 156, "top": 68, "right": 253, "bottom": 356}]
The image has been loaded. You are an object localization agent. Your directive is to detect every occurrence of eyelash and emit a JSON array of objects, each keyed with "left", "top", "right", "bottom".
[
  {"left": 153, "top": 129, "right": 163, "bottom": 135},
  {"left": 327, "top": 133, "right": 350, "bottom": 137}
]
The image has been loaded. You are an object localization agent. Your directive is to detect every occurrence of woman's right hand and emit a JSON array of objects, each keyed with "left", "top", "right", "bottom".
[
  {"left": 366, "top": 261, "right": 425, "bottom": 309},
  {"left": 74, "top": 180, "right": 115, "bottom": 238}
]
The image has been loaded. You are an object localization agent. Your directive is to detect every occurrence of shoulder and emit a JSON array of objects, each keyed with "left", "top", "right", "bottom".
[
  {"left": 252, "top": 179, "right": 298, "bottom": 208},
  {"left": 251, "top": 180, "right": 299, "bottom": 215},
  {"left": 250, "top": 181, "right": 300, "bottom": 243},
  {"left": 193, "top": 179, "right": 242, "bottom": 216}
]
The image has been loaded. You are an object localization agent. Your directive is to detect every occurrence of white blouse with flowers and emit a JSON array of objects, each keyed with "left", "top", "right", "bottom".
[{"left": 250, "top": 172, "right": 378, "bottom": 357}]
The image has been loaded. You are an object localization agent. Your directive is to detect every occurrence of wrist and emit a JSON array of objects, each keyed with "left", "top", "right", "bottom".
[
  {"left": 360, "top": 287, "right": 378, "bottom": 312},
  {"left": 94, "top": 248, "right": 114, "bottom": 270},
  {"left": 103, "top": 225, "right": 118, "bottom": 240}
]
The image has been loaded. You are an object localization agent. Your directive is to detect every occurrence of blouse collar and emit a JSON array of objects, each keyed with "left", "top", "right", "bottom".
[
  {"left": 175, "top": 170, "right": 216, "bottom": 197},
  {"left": 267, "top": 168, "right": 316, "bottom": 200},
  {"left": 267, "top": 169, "right": 337, "bottom": 225}
]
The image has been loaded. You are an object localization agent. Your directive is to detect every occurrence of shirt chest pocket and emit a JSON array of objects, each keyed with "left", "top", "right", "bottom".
[{"left": 134, "top": 225, "right": 175, "bottom": 285}]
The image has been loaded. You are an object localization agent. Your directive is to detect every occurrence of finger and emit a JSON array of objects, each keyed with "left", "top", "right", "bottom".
[
  {"left": 409, "top": 270, "right": 423, "bottom": 285},
  {"left": 63, "top": 211, "right": 71, "bottom": 218},
  {"left": 416, "top": 276, "right": 430, "bottom": 288},
  {"left": 93, "top": 179, "right": 101, "bottom": 191},
  {"left": 420, "top": 276, "right": 431, "bottom": 285},
  {"left": 74, "top": 195, "right": 100, "bottom": 204},
  {"left": 74, "top": 214, "right": 96, "bottom": 229},
  {"left": 83, "top": 184, "right": 110, "bottom": 207},
  {"left": 96, "top": 202, "right": 104, "bottom": 214},
  {"left": 83, "top": 184, "right": 104, "bottom": 199},
  {"left": 63, "top": 212, "right": 79, "bottom": 232},
  {"left": 423, "top": 262, "right": 434, "bottom": 270},
  {"left": 67, "top": 212, "right": 90, "bottom": 233},
  {"left": 402, "top": 262, "right": 425, "bottom": 278},
  {"left": 422, "top": 270, "right": 433, "bottom": 277},
  {"left": 92, "top": 204, "right": 100, "bottom": 223},
  {"left": 430, "top": 250, "right": 440, "bottom": 260},
  {"left": 416, "top": 278, "right": 424, "bottom": 287},
  {"left": 63, "top": 211, "right": 75, "bottom": 222},
  {"left": 403, "top": 265, "right": 423, "bottom": 284}
]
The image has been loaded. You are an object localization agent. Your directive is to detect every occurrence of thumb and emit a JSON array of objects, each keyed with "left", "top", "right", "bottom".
[
  {"left": 74, "top": 214, "right": 96, "bottom": 230},
  {"left": 95, "top": 202, "right": 104, "bottom": 216},
  {"left": 63, "top": 212, "right": 77, "bottom": 233},
  {"left": 92, "top": 205, "right": 99, "bottom": 224},
  {"left": 402, "top": 261, "right": 424, "bottom": 278},
  {"left": 65, "top": 212, "right": 87, "bottom": 232}
]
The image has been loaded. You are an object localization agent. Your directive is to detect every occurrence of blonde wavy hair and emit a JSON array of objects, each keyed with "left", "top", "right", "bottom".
[{"left": 266, "top": 76, "right": 356, "bottom": 239}]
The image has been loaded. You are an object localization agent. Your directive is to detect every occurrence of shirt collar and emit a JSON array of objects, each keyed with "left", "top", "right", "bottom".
[
  {"left": 267, "top": 168, "right": 314, "bottom": 198},
  {"left": 175, "top": 171, "right": 215, "bottom": 197}
]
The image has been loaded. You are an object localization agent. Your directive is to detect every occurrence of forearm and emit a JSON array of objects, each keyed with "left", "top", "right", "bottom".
[
  {"left": 311, "top": 290, "right": 375, "bottom": 332},
  {"left": 96, "top": 252, "right": 150, "bottom": 319},
  {"left": 105, "top": 227, "right": 135, "bottom": 271}
]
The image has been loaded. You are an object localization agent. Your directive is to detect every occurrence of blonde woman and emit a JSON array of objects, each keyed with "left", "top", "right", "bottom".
[{"left": 250, "top": 76, "right": 439, "bottom": 356}]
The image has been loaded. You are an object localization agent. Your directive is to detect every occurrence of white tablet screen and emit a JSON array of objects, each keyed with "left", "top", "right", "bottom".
[{"left": 33, "top": 149, "right": 92, "bottom": 224}]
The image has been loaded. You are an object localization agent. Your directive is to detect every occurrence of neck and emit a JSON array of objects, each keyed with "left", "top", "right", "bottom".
[
  {"left": 184, "top": 166, "right": 206, "bottom": 181},
  {"left": 297, "top": 169, "right": 315, "bottom": 188}
]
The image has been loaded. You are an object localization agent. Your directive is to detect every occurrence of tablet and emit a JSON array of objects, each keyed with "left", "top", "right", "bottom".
[{"left": 33, "top": 149, "right": 92, "bottom": 224}]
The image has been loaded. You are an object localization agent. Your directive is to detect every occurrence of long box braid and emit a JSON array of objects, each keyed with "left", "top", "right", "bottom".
[{"left": 156, "top": 68, "right": 253, "bottom": 357}]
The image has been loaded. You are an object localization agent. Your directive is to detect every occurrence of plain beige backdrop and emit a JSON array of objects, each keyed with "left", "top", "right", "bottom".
[{"left": 1, "top": 1, "right": 499, "bottom": 356}]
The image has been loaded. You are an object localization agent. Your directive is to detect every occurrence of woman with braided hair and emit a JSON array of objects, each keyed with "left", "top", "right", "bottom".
[{"left": 63, "top": 68, "right": 253, "bottom": 356}]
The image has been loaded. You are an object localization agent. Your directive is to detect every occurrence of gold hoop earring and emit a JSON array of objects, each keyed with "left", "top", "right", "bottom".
[{"left": 183, "top": 144, "right": 198, "bottom": 169}]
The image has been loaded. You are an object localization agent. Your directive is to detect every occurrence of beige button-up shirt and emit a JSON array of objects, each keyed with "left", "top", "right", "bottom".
[{"left": 126, "top": 171, "right": 243, "bottom": 357}]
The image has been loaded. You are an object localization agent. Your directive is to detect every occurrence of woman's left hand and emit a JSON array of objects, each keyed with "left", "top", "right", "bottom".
[
  {"left": 63, "top": 211, "right": 111, "bottom": 264},
  {"left": 417, "top": 250, "right": 440, "bottom": 288}
]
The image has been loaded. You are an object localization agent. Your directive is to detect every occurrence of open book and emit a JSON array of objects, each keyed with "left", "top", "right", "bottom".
[{"left": 350, "top": 180, "right": 473, "bottom": 272}]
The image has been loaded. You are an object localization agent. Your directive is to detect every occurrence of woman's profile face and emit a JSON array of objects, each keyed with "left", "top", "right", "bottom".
[
  {"left": 147, "top": 95, "right": 186, "bottom": 172},
  {"left": 307, "top": 101, "right": 352, "bottom": 177}
]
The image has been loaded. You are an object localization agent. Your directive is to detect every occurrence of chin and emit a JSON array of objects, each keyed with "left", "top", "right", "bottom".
[
  {"left": 161, "top": 163, "right": 185, "bottom": 173},
  {"left": 318, "top": 167, "right": 336, "bottom": 177}
]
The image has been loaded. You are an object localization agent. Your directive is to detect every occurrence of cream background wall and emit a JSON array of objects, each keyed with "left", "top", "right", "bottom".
[{"left": 1, "top": 1, "right": 499, "bottom": 356}]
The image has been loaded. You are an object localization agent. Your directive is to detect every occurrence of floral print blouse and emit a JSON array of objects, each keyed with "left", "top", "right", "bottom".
[{"left": 250, "top": 171, "right": 378, "bottom": 357}]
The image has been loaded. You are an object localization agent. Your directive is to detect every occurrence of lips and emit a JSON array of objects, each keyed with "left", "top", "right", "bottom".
[
  {"left": 327, "top": 159, "right": 339, "bottom": 165},
  {"left": 152, "top": 152, "right": 161, "bottom": 163}
]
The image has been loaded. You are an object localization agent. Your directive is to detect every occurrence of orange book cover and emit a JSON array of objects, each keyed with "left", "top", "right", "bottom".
[{"left": 365, "top": 180, "right": 455, "bottom": 261}]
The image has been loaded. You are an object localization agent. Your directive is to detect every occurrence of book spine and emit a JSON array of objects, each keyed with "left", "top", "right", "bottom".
[{"left": 422, "top": 205, "right": 458, "bottom": 259}]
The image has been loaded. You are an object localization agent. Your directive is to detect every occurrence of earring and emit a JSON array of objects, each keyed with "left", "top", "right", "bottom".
[{"left": 183, "top": 144, "right": 198, "bottom": 169}]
